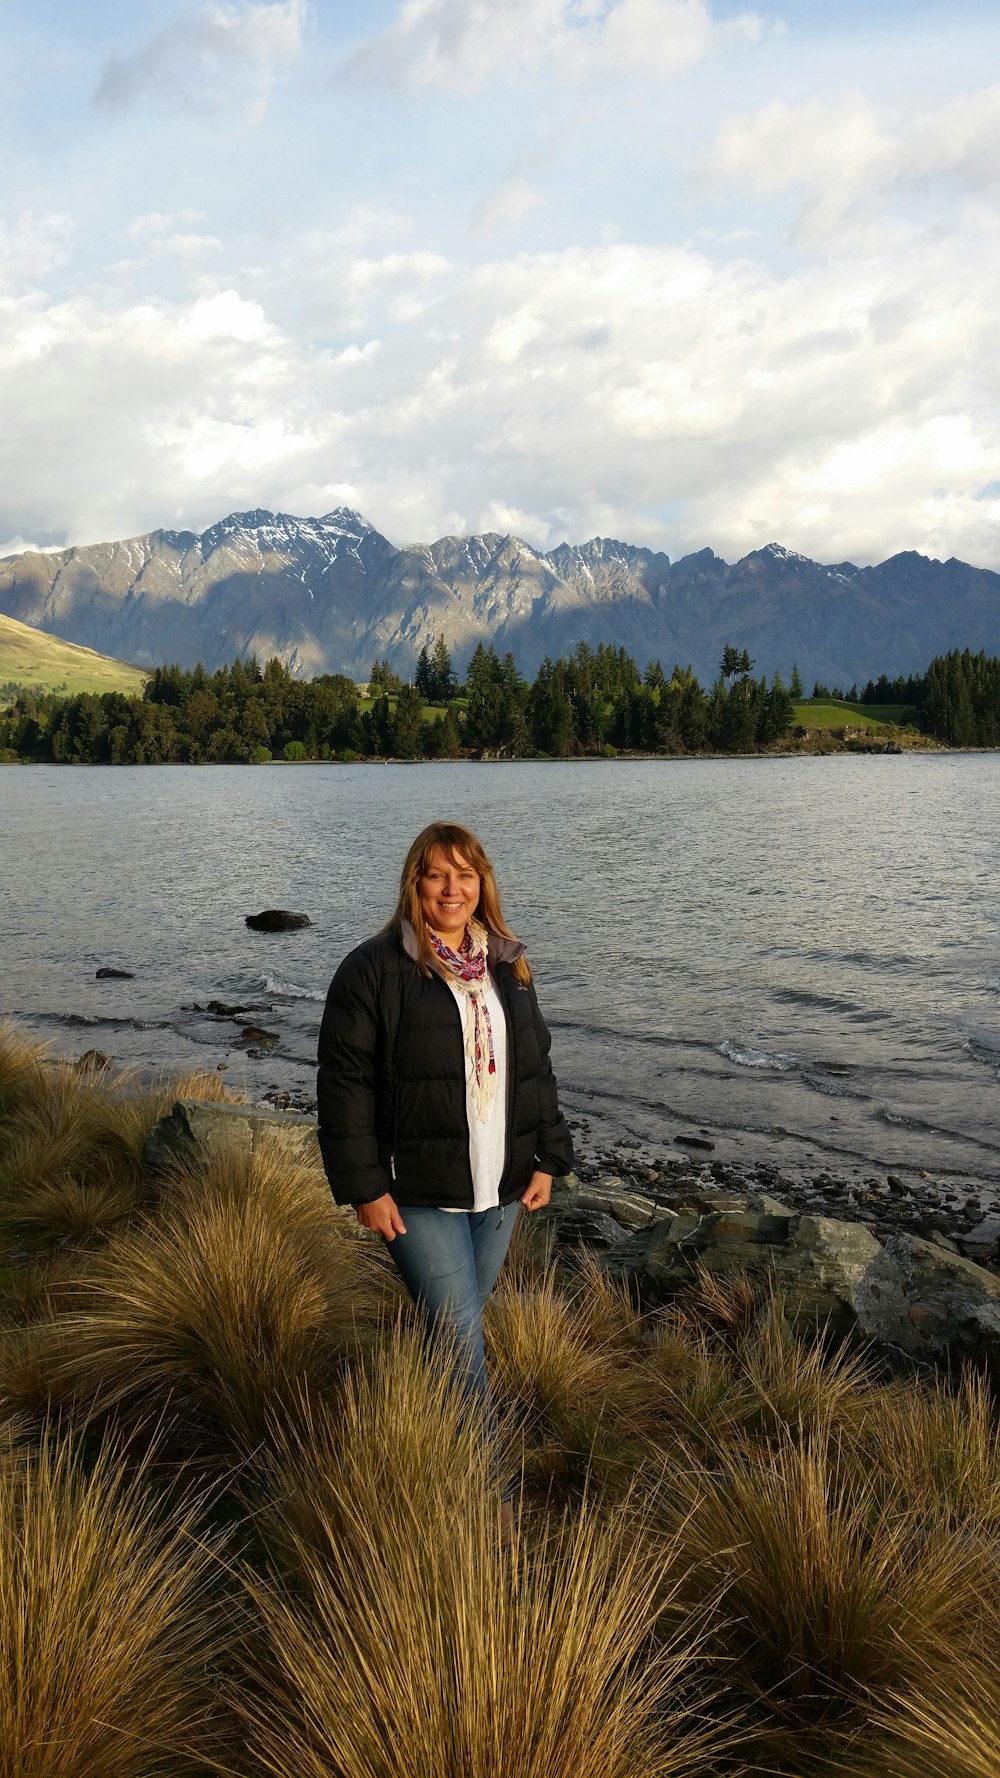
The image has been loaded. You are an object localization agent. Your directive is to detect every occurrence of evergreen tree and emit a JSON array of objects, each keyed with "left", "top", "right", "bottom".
[
  {"left": 390, "top": 684, "right": 425, "bottom": 758},
  {"left": 789, "top": 662, "right": 804, "bottom": 698},
  {"left": 369, "top": 659, "right": 402, "bottom": 695},
  {"left": 721, "top": 644, "right": 742, "bottom": 689},
  {"left": 414, "top": 645, "right": 433, "bottom": 701},
  {"left": 430, "top": 635, "right": 457, "bottom": 702},
  {"left": 529, "top": 658, "right": 575, "bottom": 755}
]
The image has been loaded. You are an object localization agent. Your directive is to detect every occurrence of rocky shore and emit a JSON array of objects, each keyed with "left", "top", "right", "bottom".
[
  {"left": 253, "top": 1087, "right": 1000, "bottom": 1276},
  {"left": 145, "top": 1096, "right": 1000, "bottom": 1389},
  {"left": 567, "top": 1125, "right": 1000, "bottom": 1275}
]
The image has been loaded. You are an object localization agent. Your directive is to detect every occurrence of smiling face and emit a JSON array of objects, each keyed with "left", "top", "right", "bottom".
[{"left": 416, "top": 844, "right": 481, "bottom": 947}]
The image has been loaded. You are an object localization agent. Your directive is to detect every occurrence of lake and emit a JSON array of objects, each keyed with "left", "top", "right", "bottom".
[{"left": 2, "top": 756, "right": 998, "bottom": 1189}]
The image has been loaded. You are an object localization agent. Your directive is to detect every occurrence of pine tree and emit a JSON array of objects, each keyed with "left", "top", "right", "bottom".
[{"left": 430, "top": 635, "right": 457, "bottom": 702}]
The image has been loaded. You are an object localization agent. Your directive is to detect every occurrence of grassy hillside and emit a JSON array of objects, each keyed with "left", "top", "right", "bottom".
[
  {"left": 793, "top": 697, "right": 921, "bottom": 730},
  {"left": 0, "top": 613, "right": 148, "bottom": 701}
]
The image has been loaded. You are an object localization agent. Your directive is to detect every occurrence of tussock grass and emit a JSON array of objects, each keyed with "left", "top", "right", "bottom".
[
  {"left": 0, "top": 1048, "right": 243, "bottom": 1250},
  {"left": 857, "top": 1368, "right": 1000, "bottom": 1532},
  {"left": 0, "top": 1019, "right": 49, "bottom": 1117},
  {"left": 670, "top": 1427, "right": 994, "bottom": 1770},
  {"left": 234, "top": 1329, "right": 730, "bottom": 1778},
  {"left": 870, "top": 1668, "right": 1000, "bottom": 1778},
  {"left": 38, "top": 1143, "right": 393, "bottom": 1469},
  {"left": 0, "top": 1434, "right": 222, "bottom": 1776}
]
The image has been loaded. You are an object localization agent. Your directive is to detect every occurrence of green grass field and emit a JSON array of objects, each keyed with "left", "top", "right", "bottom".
[
  {"left": 0, "top": 614, "right": 148, "bottom": 702},
  {"left": 793, "top": 697, "right": 921, "bottom": 729}
]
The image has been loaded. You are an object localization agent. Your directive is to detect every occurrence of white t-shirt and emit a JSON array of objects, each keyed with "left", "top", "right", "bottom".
[{"left": 440, "top": 974, "right": 508, "bottom": 1212}]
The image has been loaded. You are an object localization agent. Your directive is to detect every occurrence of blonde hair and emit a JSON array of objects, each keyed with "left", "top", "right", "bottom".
[{"left": 385, "top": 821, "right": 532, "bottom": 986}]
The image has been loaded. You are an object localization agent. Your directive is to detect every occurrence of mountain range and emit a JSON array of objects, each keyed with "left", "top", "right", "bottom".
[{"left": 1, "top": 508, "right": 998, "bottom": 688}]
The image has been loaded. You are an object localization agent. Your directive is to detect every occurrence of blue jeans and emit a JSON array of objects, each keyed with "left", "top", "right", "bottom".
[{"left": 385, "top": 1203, "right": 520, "bottom": 1483}]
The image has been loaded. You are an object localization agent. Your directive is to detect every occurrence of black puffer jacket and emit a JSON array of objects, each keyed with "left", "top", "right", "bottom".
[{"left": 316, "top": 922, "right": 574, "bottom": 1208}]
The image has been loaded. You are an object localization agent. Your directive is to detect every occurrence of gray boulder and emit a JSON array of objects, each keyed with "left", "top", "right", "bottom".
[
  {"left": 144, "top": 1098, "right": 320, "bottom": 1172},
  {"left": 854, "top": 1233, "right": 1000, "bottom": 1382}
]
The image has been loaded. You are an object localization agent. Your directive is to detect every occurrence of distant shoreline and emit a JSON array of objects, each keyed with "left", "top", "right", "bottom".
[{"left": 7, "top": 745, "right": 999, "bottom": 767}]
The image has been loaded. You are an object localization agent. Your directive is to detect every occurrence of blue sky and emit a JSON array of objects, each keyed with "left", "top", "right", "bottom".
[{"left": 3, "top": 0, "right": 1000, "bottom": 567}]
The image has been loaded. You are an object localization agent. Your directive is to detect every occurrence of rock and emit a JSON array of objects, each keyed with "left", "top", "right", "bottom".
[
  {"left": 540, "top": 1174, "right": 881, "bottom": 1337},
  {"left": 575, "top": 1180, "right": 660, "bottom": 1231},
  {"left": 557, "top": 1208, "right": 630, "bottom": 1250},
  {"left": 144, "top": 1098, "right": 323, "bottom": 1175},
  {"left": 854, "top": 1234, "right": 1000, "bottom": 1382},
  {"left": 95, "top": 966, "right": 134, "bottom": 979},
  {"left": 239, "top": 1026, "right": 279, "bottom": 1045},
  {"left": 245, "top": 910, "right": 312, "bottom": 932},
  {"left": 958, "top": 1217, "right": 1000, "bottom": 1261},
  {"left": 205, "top": 999, "right": 266, "bottom": 1016},
  {"left": 928, "top": 1230, "right": 960, "bottom": 1254},
  {"left": 675, "top": 1133, "right": 715, "bottom": 1151},
  {"left": 74, "top": 1049, "right": 111, "bottom": 1073},
  {"left": 886, "top": 1174, "right": 907, "bottom": 1194}
]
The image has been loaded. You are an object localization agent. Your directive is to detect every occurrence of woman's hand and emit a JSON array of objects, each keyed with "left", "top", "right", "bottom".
[
  {"left": 355, "top": 1193, "right": 408, "bottom": 1240},
  {"left": 520, "top": 1170, "right": 553, "bottom": 1212}
]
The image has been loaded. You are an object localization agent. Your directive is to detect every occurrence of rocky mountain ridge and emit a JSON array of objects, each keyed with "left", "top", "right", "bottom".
[{"left": 1, "top": 509, "right": 997, "bottom": 686}]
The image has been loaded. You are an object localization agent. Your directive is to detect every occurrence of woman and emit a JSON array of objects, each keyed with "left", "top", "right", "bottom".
[{"left": 316, "top": 820, "right": 573, "bottom": 1499}]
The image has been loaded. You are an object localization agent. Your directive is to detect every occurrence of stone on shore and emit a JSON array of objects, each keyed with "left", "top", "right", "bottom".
[
  {"left": 144, "top": 1098, "right": 319, "bottom": 1172},
  {"left": 245, "top": 910, "right": 312, "bottom": 932},
  {"left": 74, "top": 1048, "right": 112, "bottom": 1073}
]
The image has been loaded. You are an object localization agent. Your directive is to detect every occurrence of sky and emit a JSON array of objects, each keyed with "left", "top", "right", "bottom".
[{"left": 2, "top": 0, "right": 1000, "bottom": 568}]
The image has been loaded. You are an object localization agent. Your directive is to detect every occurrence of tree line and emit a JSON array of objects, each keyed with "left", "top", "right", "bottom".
[{"left": 1, "top": 641, "right": 997, "bottom": 764}]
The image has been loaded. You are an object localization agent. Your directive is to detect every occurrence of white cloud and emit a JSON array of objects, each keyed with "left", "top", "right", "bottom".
[
  {"left": 703, "top": 83, "right": 1000, "bottom": 239},
  {"left": 347, "top": 0, "right": 760, "bottom": 91},
  {"left": 2, "top": 123, "right": 1000, "bottom": 570},
  {"left": 94, "top": 1, "right": 308, "bottom": 124}
]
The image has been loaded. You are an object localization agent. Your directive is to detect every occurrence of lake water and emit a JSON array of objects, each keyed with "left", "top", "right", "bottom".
[{"left": 2, "top": 757, "right": 998, "bottom": 1189}]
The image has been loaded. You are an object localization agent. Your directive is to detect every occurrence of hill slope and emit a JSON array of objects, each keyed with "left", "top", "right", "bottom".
[
  {"left": 1, "top": 511, "right": 998, "bottom": 687},
  {"left": 0, "top": 612, "right": 148, "bottom": 700}
]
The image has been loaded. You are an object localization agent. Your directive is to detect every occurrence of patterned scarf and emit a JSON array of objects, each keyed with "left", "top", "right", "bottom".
[{"left": 428, "top": 917, "right": 497, "bottom": 1122}]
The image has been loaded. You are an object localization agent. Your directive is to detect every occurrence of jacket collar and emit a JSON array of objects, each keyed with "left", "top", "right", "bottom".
[{"left": 399, "top": 917, "right": 526, "bottom": 965}]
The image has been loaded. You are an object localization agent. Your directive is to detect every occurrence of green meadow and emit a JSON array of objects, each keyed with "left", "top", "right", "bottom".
[
  {"left": 0, "top": 614, "right": 149, "bottom": 702},
  {"left": 793, "top": 697, "right": 923, "bottom": 730},
  {"left": 1, "top": 1020, "right": 998, "bottom": 1777}
]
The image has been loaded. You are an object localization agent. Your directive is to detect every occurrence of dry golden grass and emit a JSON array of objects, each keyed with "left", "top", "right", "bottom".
[
  {"left": 0, "top": 1019, "right": 50, "bottom": 1116},
  {"left": 6, "top": 1024, "right": 1000, "bottom": 1778},
  {"left": 669, "top": 1426, "right": 995, "bottom": 1771},
  {"left": 36, "top": 1142, "right": 394, "bottom": 1469},
  {"left": 0, "top": 1434, "right": 223, "bottom": 1777},
  {"left": 487, "top": 1269, "right": 621, "bottom": 1424},
  {"left": 734, "top": 1304, "right": 874, "bottom": 1445},
  {"left": 855, "top": 1368, "right": 1000, "bottom": 1533},
  {"left": 867, "top": 1667, "right": 1000, "bottom": 1778},
  {"left": 0, "top": 1048, "right": 244, "bottom": 1245},
  {"left": 233, "top": 1328, "right": 733, "bottom": 1778}
]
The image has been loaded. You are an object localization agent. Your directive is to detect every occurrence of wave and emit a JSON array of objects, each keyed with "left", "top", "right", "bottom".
[
  {"left": 258, "top": 975, "right": 325, "bottom": 1003},
  {"left": 801, "top": 1074, "right": 869, "bottom": 1100},
  {"left": 24, "top": 1011, "right": 175, "bottom": 1032},
  {"left": 771, "top": 987, "right": 863, "bottom": 1015},
  {"left": 964, "top": 1037, "right": 1000, "bottom": 1071},
  {"left": 717, "top": 1039, "right": 798, "bottom": 1072}
]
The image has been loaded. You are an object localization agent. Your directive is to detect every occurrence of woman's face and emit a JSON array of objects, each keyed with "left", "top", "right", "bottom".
[{"left": 417, "top": 844, "right": 481, "bottom": 943}]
